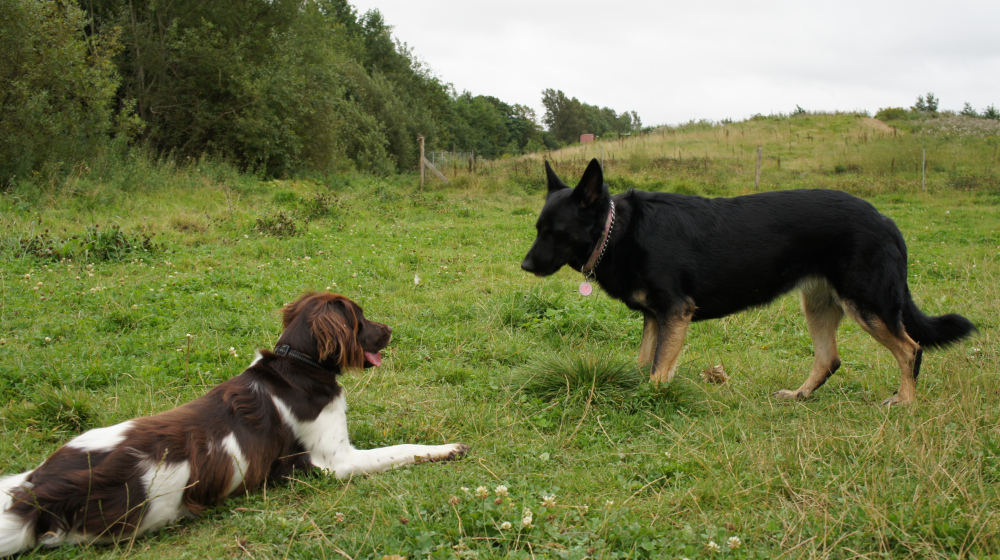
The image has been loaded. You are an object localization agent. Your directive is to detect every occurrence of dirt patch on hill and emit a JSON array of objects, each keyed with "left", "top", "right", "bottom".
[{"left": 861, "top": 118, "right": 895, "bottom": 133}]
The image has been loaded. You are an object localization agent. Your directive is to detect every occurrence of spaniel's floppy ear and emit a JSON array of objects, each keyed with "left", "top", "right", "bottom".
[
  {"left": 310, "top": 298, "right": 364, "bottom": 370},
  {"left": 280, "top": 294, "right": 311, "bottom": 329}
]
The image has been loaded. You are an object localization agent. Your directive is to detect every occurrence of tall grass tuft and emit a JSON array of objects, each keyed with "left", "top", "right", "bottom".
[
  {"left": 524, "top": 354, "right": 642, "bottom": 400},
  {"left": 10, "top": 386, "right": 97, "bottom": 434},
  {"left": 519, "top": 354, "right": 699, "bottom": 416},
  {"left": 521, "top": 353, "right": 642, "bottom": 403}
]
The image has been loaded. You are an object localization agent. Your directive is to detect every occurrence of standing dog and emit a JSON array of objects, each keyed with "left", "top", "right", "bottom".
[
  {"left": 0, "top": 292, "right": 468, "bottom": 556},
  {"left": 521, "top": 159, "right": 976, "bottom": 405}
]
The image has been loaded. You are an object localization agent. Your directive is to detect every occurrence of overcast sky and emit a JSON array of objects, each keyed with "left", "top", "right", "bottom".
[{"left": 349, "top": 0, "right": 1000, "bottom": 127}]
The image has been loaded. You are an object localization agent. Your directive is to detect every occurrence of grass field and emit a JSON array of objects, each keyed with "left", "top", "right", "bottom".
[{"left": 1, "top": 113, "right": 998, "bottom": 559}]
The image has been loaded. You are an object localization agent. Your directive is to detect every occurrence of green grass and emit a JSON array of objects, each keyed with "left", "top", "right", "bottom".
[{"left": 1, "top": 113, "right": 998, "bottom": 559}]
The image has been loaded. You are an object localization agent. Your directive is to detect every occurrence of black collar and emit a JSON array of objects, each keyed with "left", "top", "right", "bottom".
[{"left": 274, "top": 344, "right": 334, "bottom": 372}]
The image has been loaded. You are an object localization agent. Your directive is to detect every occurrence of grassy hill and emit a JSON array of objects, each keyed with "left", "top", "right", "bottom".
[{"left": 0, "top": 112, "right": 997, "bottom": 559}]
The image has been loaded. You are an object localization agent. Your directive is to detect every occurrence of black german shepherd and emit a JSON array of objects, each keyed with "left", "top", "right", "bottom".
[{"left": 521, "top": 159, "right": 976, "bottom": 405}]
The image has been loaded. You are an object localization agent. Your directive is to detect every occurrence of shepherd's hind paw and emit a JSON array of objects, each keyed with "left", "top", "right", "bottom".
[{"left": 773, "top": 389, "right": 805, "bottom": 400}]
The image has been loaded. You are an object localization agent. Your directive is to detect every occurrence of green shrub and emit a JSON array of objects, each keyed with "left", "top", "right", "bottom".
[{"left": 875, "top": 107, "right": 910, "bottom": 121}]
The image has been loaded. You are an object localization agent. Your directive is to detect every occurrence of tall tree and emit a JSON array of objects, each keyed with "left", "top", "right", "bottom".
[
  {"left": 541, "top": 89, "right": 587, "bottom": 144},
  {"left": 0, "top": 0, "right": 121, "bottom": 180},
  {"left": 542, "top": 89, "right": 641, "bottom": 145}
]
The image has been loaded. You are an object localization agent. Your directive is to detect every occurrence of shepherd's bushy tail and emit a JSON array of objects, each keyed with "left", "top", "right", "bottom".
[{"left": 902, "top": 297, "right": 977, "bottom": 348}]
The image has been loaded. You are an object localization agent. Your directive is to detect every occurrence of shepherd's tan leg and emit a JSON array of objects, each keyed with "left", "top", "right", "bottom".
[
  {"left": 843, "top": 303, "right": 922, "bottom": 406},
  {"left": 638, "top": 313, "right": 657, "bottom": 367},
  {"left": 775, "top": 281, "right": 844, "bottom": 399},
  {"left": 650, "top": 300, "right": 696, "bottom": 384}
]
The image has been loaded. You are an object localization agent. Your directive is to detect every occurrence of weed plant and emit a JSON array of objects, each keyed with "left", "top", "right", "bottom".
[{"left": 0, "top": 113, "right": 997, "bottom": 558}]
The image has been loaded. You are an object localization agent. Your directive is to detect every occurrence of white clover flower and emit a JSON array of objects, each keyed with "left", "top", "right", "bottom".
[
  {"left": 706, "top": 540, "right": 721, "bottom": 553},
  {"left": 44, "top": 337, "right": 51, "bottom": 342},
  {"left": 727, "top": 536, "right": 742, "bottom": 549},
  {"left": 500, "top": 521, "right": 512, "bottom": 531},
  {"left": 541, "top": 494, "right": 556, "bottom": 508},
  {"left": 414, "top": 274, "right": 420, "bottom": 285},
  {"left": 474, "top": 486, "right": 489, "bottom": 499},
  {"left": 605, "top": 500, "right": 614, "bottom": 506},
  {"left": 494, "top": 485, "right": 509, "bottom": 497},
  {"left": 335, "top": 512, "right": 344, "bottom": 522},
  {"left": 460, "top": 487, "right": 470, "bottom": 494},
  {"left": 521, "top": 507, "right": 533, "bottom": 527}
]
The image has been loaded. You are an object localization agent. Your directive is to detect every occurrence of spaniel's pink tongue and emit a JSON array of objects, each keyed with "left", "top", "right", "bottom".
[{"left": 364, "top": 351, "right": 382, "bottom": 367}]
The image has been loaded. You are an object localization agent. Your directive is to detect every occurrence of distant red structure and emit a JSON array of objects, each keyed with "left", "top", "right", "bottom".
[{"left": 580, "top": 134, "right": 595, "bottom": 143}]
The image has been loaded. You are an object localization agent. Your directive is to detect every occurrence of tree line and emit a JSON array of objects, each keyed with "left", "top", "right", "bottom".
[{"left": 0, "top": 0, "right": 641, "bottom": 180}]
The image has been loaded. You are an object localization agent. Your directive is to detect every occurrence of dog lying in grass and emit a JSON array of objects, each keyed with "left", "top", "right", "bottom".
[
  {"left": 0, "top": 292, "right": 468, "bottom": 556},
  {"left": 521, "top": 159, "right": 976, "bottom": 406}
]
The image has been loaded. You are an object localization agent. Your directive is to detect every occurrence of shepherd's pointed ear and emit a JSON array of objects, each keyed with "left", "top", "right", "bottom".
[
  {"left": 545, "top": 160, "right": 569, "bottom": 195},
  {"left": 572, "top": 159, "right": 606, "bottom": 206}
]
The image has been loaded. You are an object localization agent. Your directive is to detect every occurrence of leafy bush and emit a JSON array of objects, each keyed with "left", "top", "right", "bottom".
[{"left": 875, "top": 107, "right": 910, "bottom": 121}]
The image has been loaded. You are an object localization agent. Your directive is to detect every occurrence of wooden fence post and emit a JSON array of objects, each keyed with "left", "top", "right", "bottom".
[
  {"left": 755, "top": 145, "right": 763, "bottom": 191},
  {"left": 419, "top": 135, "right": 425, "bottom": 189}
]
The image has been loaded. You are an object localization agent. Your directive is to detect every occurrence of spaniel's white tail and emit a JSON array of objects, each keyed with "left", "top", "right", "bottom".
[{"left": 0, "top": 471, "right": 36, "bottom": 557}]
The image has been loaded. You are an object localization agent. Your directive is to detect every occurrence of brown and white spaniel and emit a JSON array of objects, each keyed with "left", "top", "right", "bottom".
[{"left": 0, "top": 292, "right": 468, "bottom": 556}]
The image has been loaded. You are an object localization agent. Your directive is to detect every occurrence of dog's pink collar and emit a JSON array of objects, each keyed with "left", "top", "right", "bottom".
[{"left": 580, "top": 200, "right": 616, "bottom": 277}]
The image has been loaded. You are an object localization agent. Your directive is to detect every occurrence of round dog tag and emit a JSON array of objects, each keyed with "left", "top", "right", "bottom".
[{"left": 579, "top": 281, "right": 593, "bottom": 296}]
